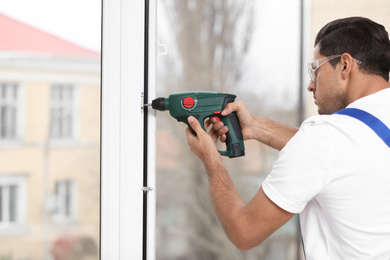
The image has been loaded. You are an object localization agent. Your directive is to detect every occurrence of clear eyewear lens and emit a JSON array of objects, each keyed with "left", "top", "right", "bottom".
[
  {"left": 308, "top": 60, "right": 319, "bottom": 81},
  {"left": 307, "top": 55, "right": 342, "bottom": 81}
]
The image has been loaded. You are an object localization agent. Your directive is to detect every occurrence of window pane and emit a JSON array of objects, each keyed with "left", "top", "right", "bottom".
[
  {"left": 9, "top": 185, "right": 17, "bottom": 222},
  {"left": 0, "top": 84, "right": 18, "bottom": 139},
  {"left": 156, "top": 1, "right": 390, "bottom": 259},
  {"left": 50, "top": 85, "right": 75, "bottom": 139},
  {"left": 0, "top": 0, "right": 101, "bottom": 259},
  {"left": 156, "top": 1, "right": 301, "bottom": 258}
]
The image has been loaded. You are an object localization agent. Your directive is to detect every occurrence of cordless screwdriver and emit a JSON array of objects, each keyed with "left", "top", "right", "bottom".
[{"left": 145, "top": 91, "right": 245, "bottom": 158}]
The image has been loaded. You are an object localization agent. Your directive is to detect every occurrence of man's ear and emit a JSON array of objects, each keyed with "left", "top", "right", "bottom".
[{"left": 340, "top": 53, "right": 354, "bottom": 79}]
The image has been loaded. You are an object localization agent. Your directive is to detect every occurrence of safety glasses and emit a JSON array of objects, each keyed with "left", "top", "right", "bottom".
[{"left": 308, "top": 54, "right": 362, "bottom": 81}]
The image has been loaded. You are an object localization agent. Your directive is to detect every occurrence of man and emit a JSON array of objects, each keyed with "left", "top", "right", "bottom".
[{"left": 185, "top": 17, "right": 390, "bottom": 259}]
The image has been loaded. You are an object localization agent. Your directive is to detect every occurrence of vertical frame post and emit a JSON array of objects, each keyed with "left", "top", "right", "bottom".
[{"left": 100, "top": 0, "right": 156, "bottom": 258}]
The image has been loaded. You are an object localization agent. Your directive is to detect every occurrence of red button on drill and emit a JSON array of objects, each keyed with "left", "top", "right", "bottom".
[{"left": 183, "top": 96, "right": 195, "bottom": 108}]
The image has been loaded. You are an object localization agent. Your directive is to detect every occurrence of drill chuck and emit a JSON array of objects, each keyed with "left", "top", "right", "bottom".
[{"left": 151, "top": 97, "right": 168, "bottom": 111}]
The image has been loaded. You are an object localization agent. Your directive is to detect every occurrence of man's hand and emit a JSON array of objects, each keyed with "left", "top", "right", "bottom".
[
  {"left": 209, "top": 101, "right": 257, "bottom": 142},
  {"left": 209, "top": 101, "right": 299, "bottom": 151},
  {"left": 185, "top": 116, "right": 223, "bottom": 166}
]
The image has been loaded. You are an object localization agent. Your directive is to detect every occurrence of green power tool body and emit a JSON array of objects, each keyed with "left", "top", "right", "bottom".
[{"left": 147, "top": 91, "right": 245, "bottom": 158}]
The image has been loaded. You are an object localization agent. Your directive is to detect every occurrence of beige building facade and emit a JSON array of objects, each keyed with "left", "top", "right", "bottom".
[{"left": 0, "top": 13, "right": 100, "bottom": 260}]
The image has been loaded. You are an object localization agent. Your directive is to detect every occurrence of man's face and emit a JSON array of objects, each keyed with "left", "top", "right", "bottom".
[{"left": 307, "top": 46, "right": 348, "bottom": 115}]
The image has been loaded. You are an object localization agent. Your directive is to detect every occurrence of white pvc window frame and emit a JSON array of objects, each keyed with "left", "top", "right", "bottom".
[
  {"left": 100, "top": 0, "right": 156, "bottom": 259},
  {"left": 0, "top": 175, "right": 27, "bottom": 237},
  {"left": 0, "top": 82, "right": 23, "bottom": 141},
  {"left": 50, "top": 84, "right": 78, "bottom": 140},
  {"left": 53, "top": 180, "right": 77, "bottom": 223}
]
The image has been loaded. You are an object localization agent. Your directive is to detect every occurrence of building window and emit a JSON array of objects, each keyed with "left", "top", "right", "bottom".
[
  {"left": 54, "top": 180, "right": 76, "bottom": 222},
  {"left": 50, "top": 84, "right": 75, "bottom": 139},
  {"left": 0, "top": 83, "right": 19, "bottom": 140},
  {"left": 0, "top": 176, "right": 26, "bottom": 234}
]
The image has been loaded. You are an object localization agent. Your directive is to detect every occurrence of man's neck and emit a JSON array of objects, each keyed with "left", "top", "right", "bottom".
[{"left": 347, "top": 75, "right": 390, "bottom": 104}]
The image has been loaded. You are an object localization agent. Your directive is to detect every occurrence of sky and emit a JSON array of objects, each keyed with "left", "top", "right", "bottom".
[{"left": 0, "top": 0, "right": 101, "bottom": 52}]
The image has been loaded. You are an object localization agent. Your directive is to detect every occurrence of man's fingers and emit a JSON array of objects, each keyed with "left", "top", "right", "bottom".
[
  {"left": 208, "top": 128, "right": 220, "bottom": 143},
  {"left": 221, "top": 102, "right": 235, "bottom": 116},
  {"left": 205, "top": 117, "right": 221, "bottom": 130},
  {"left": 188, "top": 115, "right": 230, "bottom": 145},
  {"left": 204, "top": 118, "right": 212, "bottom": 129},
  {"left": 210, "top": 116, "right": 221, "bottom": 123},
  {"left": 221, "top": 101, "right": 244, "bottom": 116},
  {"left": 187, "top": 116, "right": 202, "bottom": 134}
]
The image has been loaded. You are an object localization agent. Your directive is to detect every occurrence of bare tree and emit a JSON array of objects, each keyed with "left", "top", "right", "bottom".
[{"left": 159, "top": 0, "right": 254, "bottom": 92}]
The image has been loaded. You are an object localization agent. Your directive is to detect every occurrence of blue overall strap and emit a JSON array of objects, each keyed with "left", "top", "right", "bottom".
[{"left": 334, "top": 108, "right": 390, "bottom": 148}]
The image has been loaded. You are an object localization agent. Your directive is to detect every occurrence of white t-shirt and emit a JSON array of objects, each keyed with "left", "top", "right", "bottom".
[{"left": 262, "top": 88, "right": 390, "bottom": 260}]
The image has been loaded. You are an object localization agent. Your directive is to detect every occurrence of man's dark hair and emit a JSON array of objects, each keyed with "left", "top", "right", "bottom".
[{"left": 315, "top": 17, "right": 390, "bottom": 81}]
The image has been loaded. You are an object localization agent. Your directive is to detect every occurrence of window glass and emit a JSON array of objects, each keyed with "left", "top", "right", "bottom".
[
  {"left": 156, "top": 0, "right": 303, "bottom": 259},
  {"left": 156, "top": 0, "right": 390, "bottom": 259},
  {"left": 0, "top": 1, "right": 101, "bottom": 259},
  {"left": 50, "top": 84, "right": 75, "bottom": 139},
  {"left": 0, "top": 176, "right": 26, "bottom": 234},
  {"left": 0, "top": 83, "right": 19, "bottom": 139},
  {"left": 54, "top": 180, "right": 76, "bottom": 222}
]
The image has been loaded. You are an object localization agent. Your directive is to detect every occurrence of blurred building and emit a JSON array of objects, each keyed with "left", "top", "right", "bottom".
[{"left": 0, "top": 13, "right": 100, "bottom": 260}]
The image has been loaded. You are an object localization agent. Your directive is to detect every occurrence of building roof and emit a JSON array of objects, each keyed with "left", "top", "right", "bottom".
[{"left": 0, "top": 13, "right": 100, "bottom": 58}]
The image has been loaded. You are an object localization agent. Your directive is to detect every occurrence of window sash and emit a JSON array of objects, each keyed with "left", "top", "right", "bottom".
[
  {"left": 54, "top": 180, "right": 75, "bottom": 221},
  {"left": 0, "top": 83, "right": 18, "bottom": 140},
  {"left": 0, "top": 176, "right": 25, "bottom": 229},
  {"left": 50, "top": 84, "right": 75, "bottom": 139}
]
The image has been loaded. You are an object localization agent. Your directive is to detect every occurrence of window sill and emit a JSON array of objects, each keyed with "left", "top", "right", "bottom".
[
  {"left": 52, "top": 216, "right": 79, "bottom": 225},
  {"left": 0, "top": 224, "right": 27, "bottom": 238}
]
